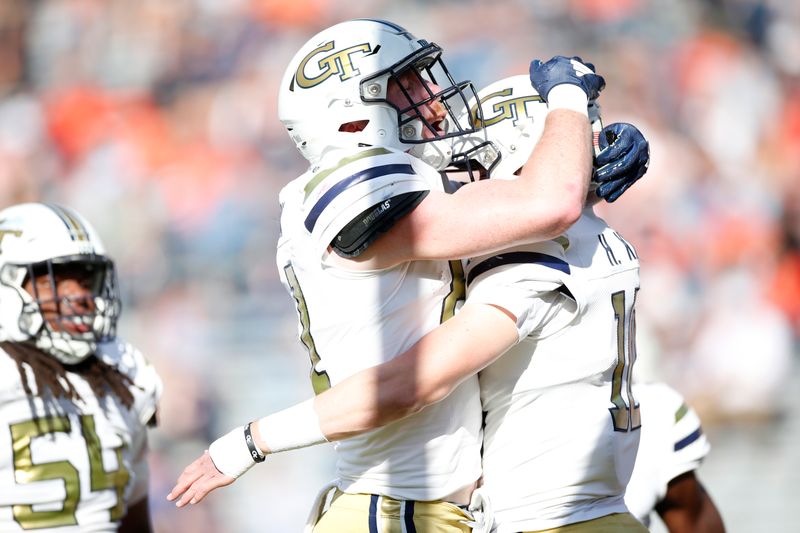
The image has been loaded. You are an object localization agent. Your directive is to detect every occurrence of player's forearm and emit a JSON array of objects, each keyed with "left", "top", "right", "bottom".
[
  {"left": 389, "top": 106, "right": 590, "bottom": 263},
  {"left": 522, "top": 107, "right": 593, "bottom": 218},
  {"left": 205, "top": 305, "right": 518, "bottom": 480},
  {"left": 254, "top": 303, "right": 518, "bottom": 447}
]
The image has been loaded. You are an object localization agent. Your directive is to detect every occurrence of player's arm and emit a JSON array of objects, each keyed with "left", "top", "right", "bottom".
[
  {"left": 167, "top": 302, "right": 519, "bottom": 507},
  {"left": 366, "top": 109, "right": 588, "bottom": 265},
  {"left": 342, "top": 57, "right": 603, "bottom": 268},
  {"left": 119, "top": 497, "right": 153, "bottom": 533},
  {"left": 307, "top": 302, "right": 517, "bottom": 440},
  {"left": 655, "top": 471, "right": 726, "bottom": 533}
]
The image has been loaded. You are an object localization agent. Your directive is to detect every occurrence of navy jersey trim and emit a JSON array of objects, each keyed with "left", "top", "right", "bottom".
[
  {"left": 466, "top": 251, "right": 570, "bottom": 285},
  {"left": 674, "top": 427, "right": 703, "bottom": 452},
  {"left": 304, "top": 163, "right": 417, "bottom": 232}
]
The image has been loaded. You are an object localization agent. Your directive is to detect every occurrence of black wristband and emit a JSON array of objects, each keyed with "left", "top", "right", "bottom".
[{"left": 244, "top": 422, "right": 266, "bottom": 463}]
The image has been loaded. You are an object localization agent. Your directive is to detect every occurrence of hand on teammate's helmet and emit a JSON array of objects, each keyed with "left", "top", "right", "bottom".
[
  {"left": 529, "top": 56, "right": 606, "bottom": 102},
  {"left": 593, "top": 122, "right": 650, "bottom": 203}
]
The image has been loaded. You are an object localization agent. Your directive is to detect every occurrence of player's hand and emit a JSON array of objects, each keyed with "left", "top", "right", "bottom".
[
  {"left": 167, "top": 450, "right": 236, "bottom": 508},
  {"left": 529, "top": 56, "right": 606, "bottom": 102},
  {"left": 593, "top": 122, "right": 650, "bottom": 202}
]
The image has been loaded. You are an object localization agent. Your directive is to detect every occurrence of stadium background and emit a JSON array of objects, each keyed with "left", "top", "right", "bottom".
[{"left": 0, "top": 0, "right": 797, "bottom": 531}]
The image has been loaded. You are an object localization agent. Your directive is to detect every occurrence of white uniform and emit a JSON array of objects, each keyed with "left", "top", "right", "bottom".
[
  {"left": 0, "top": 341, "right": 161, "bottom": 532},
  {"left": 625, "top": 382, "right": 710, "bottom": 527},
  {"left": 469, "top": 208, "right": 641, "bottom": 533},
  {"left": 277, "top": 147, "right": 482, "bottom": 501}
]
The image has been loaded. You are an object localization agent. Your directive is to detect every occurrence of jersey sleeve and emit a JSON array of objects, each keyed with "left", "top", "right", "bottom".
[
  {"left": 97, "top": 341, "right": 162, "bottom": 504},
  {"left": 301, "top": 147, "right": 442, "bottom": 259},
  {"left": 660, "top": 384, "right": 711, "bottom": 487},
  {"left": 465, "top": 240, "right": 583, "bottom": 341}
]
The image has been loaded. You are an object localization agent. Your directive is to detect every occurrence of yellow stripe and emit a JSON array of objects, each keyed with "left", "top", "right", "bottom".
[
  {"left": 304, "top": 147, "right": 392, "bottom": 199},
  {"left": 49, "top": 205, "right": 89, "bottom": 242},
  {"left": 554, "top": 235, "right": 570, "bottom": 251},
  {"left": 674, "top": 402, "right": 689, "bottom": 423}
]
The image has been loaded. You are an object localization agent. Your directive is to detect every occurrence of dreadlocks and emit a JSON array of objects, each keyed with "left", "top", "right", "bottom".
[{"left": 2, "top": 341, "right": 135, "bottom": 415}]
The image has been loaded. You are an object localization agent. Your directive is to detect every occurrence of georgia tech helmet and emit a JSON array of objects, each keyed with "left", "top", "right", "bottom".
[
  {"left": 0, "top": 203, "right": 121, "bottom": 365},
  {"left": 278, "top": 18, "right": 482, "bottom": 170},
  {"left": 450, "top": 74, "right": 602, "bottom": 181}
]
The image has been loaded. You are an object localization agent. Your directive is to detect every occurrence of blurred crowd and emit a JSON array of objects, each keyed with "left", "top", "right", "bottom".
[{"left": 0, "top": 0, "right": 797, "bottom": 531}]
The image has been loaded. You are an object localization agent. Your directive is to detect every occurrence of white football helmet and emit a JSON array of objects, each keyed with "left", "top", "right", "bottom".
[
  {"left": 0, "top": 203, "right": 120, "bottom": 365},
  {"left": 278, "top": 18, "right": 482, "bottom": 170},
  {"left": 450, "top": 74, "right": 602, "bottom": 181}
]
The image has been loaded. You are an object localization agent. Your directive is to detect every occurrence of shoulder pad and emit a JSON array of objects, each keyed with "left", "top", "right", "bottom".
[
  {"left": 332, "top": 190, "right": 429, "bottom": 257},
  {"left": 302, "top": 147, "right": 442, "bottom": 259},
  {"left": 97, "top": 340, "right": 163, "bottom": 426}
]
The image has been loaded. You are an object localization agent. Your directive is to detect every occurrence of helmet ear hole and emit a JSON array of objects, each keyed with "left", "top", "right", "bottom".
[{"left": 339, "top": 120, "right": 369, "bottom": 133}]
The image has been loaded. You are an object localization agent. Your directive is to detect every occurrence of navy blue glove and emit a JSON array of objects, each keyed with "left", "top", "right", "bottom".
[
  {"left": 593, "top": 122, "right": 650, "bottom": 203},
  {"left": 529, "top": 55, "right": 606, "bottom": 102}
]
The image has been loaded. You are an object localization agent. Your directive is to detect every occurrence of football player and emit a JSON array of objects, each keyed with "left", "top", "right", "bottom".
[
  {"left": 626, "top": 382, "right": 726, "bottom": 532},
  {"left": 171, "top": 72, "right": 649, "bottom": 533},
  {"left": 170, "top": 19, "right": 638, "bottom": 532},
  {"left": 0, "top": 203, "right": 162, "bottom": 533}
]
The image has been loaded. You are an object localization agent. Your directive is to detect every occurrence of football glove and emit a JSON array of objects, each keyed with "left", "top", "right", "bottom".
[
  {"left": 593, "top": 122, "right": 650, "bottom": 203},
  {"left": 529, "top": 55, "right": 606, "bottom": 102}
]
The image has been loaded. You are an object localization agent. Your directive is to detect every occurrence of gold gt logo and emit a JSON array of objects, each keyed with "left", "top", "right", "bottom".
[
  {"left": 0, "top": 226, "right": 22, "bottom": 253},
  {"left": 471, "top": 88, "right": 544, "bottom": 128},
  {"left": 294, "top": 41, "right": 373, "bottom": 89}
]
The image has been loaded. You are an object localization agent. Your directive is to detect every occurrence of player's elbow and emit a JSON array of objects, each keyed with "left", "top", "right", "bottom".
[
  {"left": 421, "top": 382, "right": 454, "bottom": 407},
  {"left": 531, "top": 195, "right": 583, "bottom": 238},
  {"left": 381, "top": 380, "right": 453, "bottom": 421},
  {"left": 553, "top": 198, "right": 583, "bottom": 233}
]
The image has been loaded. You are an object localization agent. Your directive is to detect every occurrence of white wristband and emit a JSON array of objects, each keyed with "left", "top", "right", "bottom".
[
  {"left": 546, "top": 84, "right": 589, "bottom": 116},
  {"left": 208, "top": 425, "right": 256, "bottom": 479},
  {"left": 257, "top": 398, "right": 328, "bottom": 453}
]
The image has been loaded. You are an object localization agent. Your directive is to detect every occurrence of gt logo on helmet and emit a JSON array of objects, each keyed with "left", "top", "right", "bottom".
[
  {"left": 0, "top": 227, "right": 22, "bottom": 254},
  {"left": 471, "top": 88, "right": 543, "bottom": 128},
  {"left": 295, "top": 41, "right": 373, "bottom": 89}
]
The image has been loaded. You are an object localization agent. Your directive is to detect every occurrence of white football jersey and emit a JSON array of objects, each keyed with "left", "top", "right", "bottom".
[
  {"left": 0, "top": 340, "right": 161, "bottom": 532},
  {"left": 625, "top": 382, "right": 710, "bottom": 527},
  {"left": 277, "top": 147, "right": 482, "bottom": 501},
  {"left": 469, "top": 208, "right": 642, "bottom": 533}
]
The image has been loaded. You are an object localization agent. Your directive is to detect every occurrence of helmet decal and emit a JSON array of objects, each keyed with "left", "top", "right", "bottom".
[
  {"left": 472, "top": 88, "right": 544, "bottom": 129},
  {"left": 45, "top": 203, "right": 92, "bottom": 244},
  {"left": 293, "top": 41, "right": 374, "bottom": 90},
  {"left": 0, "top": 224, "right": 22, "bottom": 253}
]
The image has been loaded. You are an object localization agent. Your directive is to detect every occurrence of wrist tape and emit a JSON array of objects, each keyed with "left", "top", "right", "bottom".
[
  {"left": 257, "top": 398, "right": 328, "bottom": 453},
  {"left": 208, "top": 425, "right": 257, "bottom": 479},
  {"left": 546, "top": 85, "right": 589, "bottom": 116}
]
